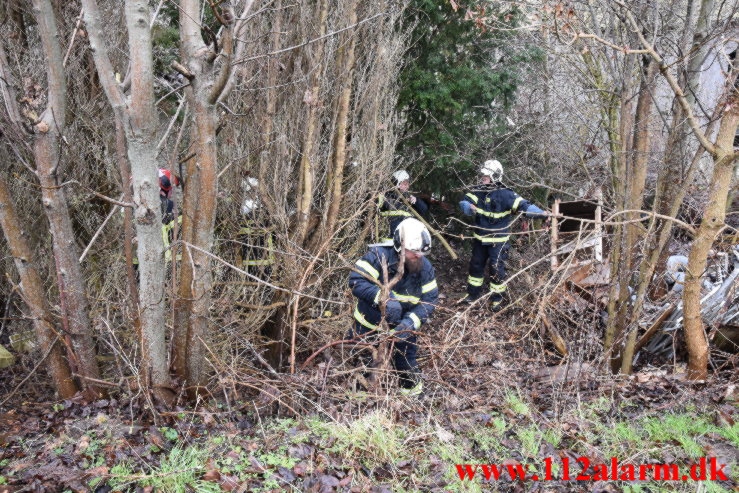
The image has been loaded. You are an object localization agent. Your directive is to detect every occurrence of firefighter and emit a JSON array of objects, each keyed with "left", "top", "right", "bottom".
[
  {"left": 131, "top": 169, "right": 181, "bottom": 270},
  {"left": 348, "top": 218, "right": 439, "bottom": 396},
  {"left": 377, "top": 170, "right": 429, "bottom": 242},
  {"left": 239, "top": 177, "right": 274, "bottom": 275},
  {"left": 459, "top": 159, "right": 548, "bottom": 310},
  {"left": 158, "top": 168, "right": 179, "bottom": 213},
  {"left": 158, "top": 169, "right": 181, "bottom": 263}
]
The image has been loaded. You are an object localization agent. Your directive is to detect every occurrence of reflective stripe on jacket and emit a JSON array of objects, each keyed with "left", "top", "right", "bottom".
[
  {"left": 461, "top": 185, "right": 544, "bottom": 243},
  {"left": 348, "top": 246, "right": 438, "bottom": 331},
  {"left": 133, "top": 214, "right": 181, "bottom": 264},
  {"left": 377, "top": 191, "right": 429, "bottom": 241},
  {"left": 240, "top": 221, "right": 275, "bottom": 266},
  {"left": 162, "top": 214, "right": 182, "bottom": 262}
]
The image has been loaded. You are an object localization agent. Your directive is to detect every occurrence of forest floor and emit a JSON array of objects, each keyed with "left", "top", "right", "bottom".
[{"left": 0, "top": 236, "right": 737, "bottom": 492}]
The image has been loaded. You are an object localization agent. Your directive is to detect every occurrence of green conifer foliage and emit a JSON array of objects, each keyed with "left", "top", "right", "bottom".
[{"left": 397, "top": 0, "right": 535, "bottom": 195}]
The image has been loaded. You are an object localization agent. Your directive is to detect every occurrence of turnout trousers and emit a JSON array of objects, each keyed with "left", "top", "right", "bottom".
[
  {"left": 347, "top": 322, "right": 420, "bottom": 389},
  {"left": 239, "top": 225, "right": 274, "bottom": 276},
  {"left": 466, "top": 239, "right": 509, "bottom": 306}
]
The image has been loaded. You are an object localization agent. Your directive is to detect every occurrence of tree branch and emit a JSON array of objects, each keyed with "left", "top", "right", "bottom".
[
  {"left": 209, "top": 25, "right": 233, "bottom": 104},
  {"left": 618, "top": 4, "right": 718, "bottom": 156},
  {"left": 0, "top": 41, "right": 23, "bottom": 127},
  {"left": 80, "top": 0, "right": 127, "bottom": 111},
  {"left": 218, "top": 0, "right": 260, "bottom": 103},
  {"left": 32, "top": 0, "right": 66, "bottom": 129},
  {"left": 171, "top": 60, "right": 195, "bottom": 80},
  {"left": 231, "top": 12, "right": 387, "bottom": 66}
]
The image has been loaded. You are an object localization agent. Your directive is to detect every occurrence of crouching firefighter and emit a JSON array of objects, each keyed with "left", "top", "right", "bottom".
[
  {"left": 347, "top": 218, "right": 439, "bottom": 396},
  {"left": 459, "top": 159, "right": 548, "bottom": 310},
  {"left": 377, "top": 170, "right": 429, "bottom": 242}
]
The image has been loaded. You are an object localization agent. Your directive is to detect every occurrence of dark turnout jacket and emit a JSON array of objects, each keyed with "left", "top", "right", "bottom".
[
  {"left": 377, "top": 191, "right": 429, "bottom": 239},
  {"left": 460, "top": 184, "right": 545, "bottom": 243},
  {"left": 348, "top": 246, "right": 438, "bottom": 331}
]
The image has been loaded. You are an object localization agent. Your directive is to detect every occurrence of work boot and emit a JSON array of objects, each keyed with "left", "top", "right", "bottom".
[
  {"left": 398, "top": 368, "right": 423, "bottom": 397},
  {"left": 399, "top": 379, "right": 424, "bottom": 397},
  {"left": 489, "top": 294, "right": 508, "bottom": 313},
  {"left": 458, "top": 294, "right": 480, "bottom": 306}
]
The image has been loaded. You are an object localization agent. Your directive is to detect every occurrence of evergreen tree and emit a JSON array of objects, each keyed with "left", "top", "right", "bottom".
[{"left": 397, "top": 0, "right": 531, "bottom": 195}]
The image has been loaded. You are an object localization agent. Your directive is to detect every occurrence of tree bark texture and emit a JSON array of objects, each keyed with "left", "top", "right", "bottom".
[
  {"left": 177, "top": 0, "right": 236, "bottom": 394},
  {"left": 624, "top": 0, "right": 719, "bottom": 356},
  {"left": 323, "top": 0, "right": 358, "bottom": 241},
  {"left": 682, "top": 106, "right": 738, "bottom": 380},
  {"left": 82, "top": 0, "right": 171, "bottom": 401},
  {"left": 295, "top": 0, "right": 327, "bottom": 247},
  {"left": 0, "top": 174, "right": 77, "bottom": 398},
  {"left": 32, "top": 0, "right": 104, "bottom": 399},
  {"left": 124, "top": 0, "right": 171, "bottom": 398},
  {"left": 115, "top": 118, "right": 141, "bottom": 331},
  {"left": 619, "top": 58, "right": 658, "bottom": 374}
]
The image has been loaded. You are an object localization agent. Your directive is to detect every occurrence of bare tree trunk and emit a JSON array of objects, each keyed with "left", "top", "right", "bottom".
[
  {"left": 583, "top": 42, "right": 632, "bottom": 358},
  {"left": 115, "top": 118, "right": 141, "bottom": 331},
  {"left": 257, "top": 1, "right": 282, "bottom": 218},
  {"left": 172, "top": 144, "right": 197, "bottom": 381},
  {"left": 32, "top": 0, "right": 104, "bottom": 400},
  {"left": 177, "top": 0, "right": 236, "bottom": 394},
  {"left": 621, "top": 4, "right": 737, "bottom": 380},
  {"left": 323, "top": 0, "right": 358, "bottom": 239},
  {"left": 604, "top": 84, "right": 635, "bottom": 365},
  {"left": 183, "top": 105, "right": 219, "bottom": 394},
  {"left": 623, "top": 0, "right": 718, "bottom": 347},
  {"left": 256, "top": 2, "right": 287, "bottom": 370},
  {"left": 619, "top": 58, "right": 658, "bottom": 374},
  {"left": 125, "top": 0, "right": 171, "bottom": 400},
  {"left": 82, "top": 0, "right": 172, "bottom": 403},
  {"left": 683, "top": 108, "right": 738, "bottom": 379},
  {"left": 607, "top": 64, "right": 638, "bottom": 352},
  {"left": 0, "top": 174, "right": 77, "bottom": 398},
  {"left": 295, "top": 0, "right": 327, "bottom": 246}
]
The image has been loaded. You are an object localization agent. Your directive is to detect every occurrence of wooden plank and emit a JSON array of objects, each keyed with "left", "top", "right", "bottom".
[
  {"left": 541, "top": 313, "right": 568, "bottom": 357},
  {"left": 551, "top": 198, "right": 560, "bottom": 270},
  {"left": 565, "top": 280, "right": 607, "bottom": 308},
  {"left": 635, "top": 304, "right": 676, "bottom": 351}
]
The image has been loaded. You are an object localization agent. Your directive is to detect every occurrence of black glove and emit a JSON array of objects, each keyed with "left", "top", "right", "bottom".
[
  {"left": 385, "top": 299, "right": 403, "bottom": 325},
  {"left": 392, "top": 318, "right": 415, "bottom": 339}
]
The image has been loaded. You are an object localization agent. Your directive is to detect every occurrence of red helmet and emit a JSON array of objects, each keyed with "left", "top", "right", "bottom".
[{"left": 158, "top": 169, "right": 179, "bottom": 193}]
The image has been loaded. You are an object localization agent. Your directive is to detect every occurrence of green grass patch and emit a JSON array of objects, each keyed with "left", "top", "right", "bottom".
[
  {"left": 504, "top": 391, "right": 531, "bottom": 416},
  {"left": 316, "top": 410, "right": 408, "bottom": 467}
]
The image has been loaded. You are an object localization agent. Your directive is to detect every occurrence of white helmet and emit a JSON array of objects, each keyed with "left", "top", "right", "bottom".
[
  {"left": 480, "top": 160, "right": 503, "bottom": 181},
  {"left": 393, "top": 218, "right": 431, "bottom": 254},
  {"left": 392, "top": 169, "right": 410, "bottom": 186},
  {"left": 241, "top": 177, "right": 260, "bottom": 215},
  {"left": 241, "top": 199, "right": 257, "bottom": 215},
  {"left": 243, "top": 177, "right": 259, "bottom": 191}
]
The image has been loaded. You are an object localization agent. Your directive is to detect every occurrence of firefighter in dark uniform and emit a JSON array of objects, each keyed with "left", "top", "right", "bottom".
[
  {"left": 348, "top": 218, "right": 439, "bottom": 396},
  {"left": 459, "top": 160, "right": 548, "bottom": 310},
  {"left": 377, "top": 170, "right": 429, "bottom": 242},
  {"left": 239, "top": 177, "right": 274, "bottom": 275}
]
